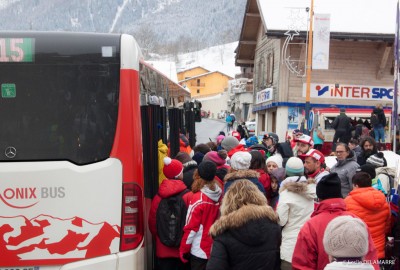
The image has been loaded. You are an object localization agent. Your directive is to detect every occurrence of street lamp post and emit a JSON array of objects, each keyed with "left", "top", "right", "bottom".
[{"left": 304, "top": 0, "right": 314, "bottom": 135}]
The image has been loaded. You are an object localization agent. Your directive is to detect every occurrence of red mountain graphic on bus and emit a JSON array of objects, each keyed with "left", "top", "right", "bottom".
[{"left": 0, "top": 215, "right": 121, "bottom": 266}]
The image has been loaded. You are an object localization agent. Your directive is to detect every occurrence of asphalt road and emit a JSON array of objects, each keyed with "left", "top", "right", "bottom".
[{"left": 195, "top": 118, "right": 227, "bottom": 145}]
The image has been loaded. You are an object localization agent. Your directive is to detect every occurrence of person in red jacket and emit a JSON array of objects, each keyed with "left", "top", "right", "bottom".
[
  {"left": 221, "top": 136, "right": 247, "bottom": 158},
  {"left": 180, "top": 161, "right": 222, "bottom": 270},
  {"left": 148, "top": 157, "right": 192, "bottom": 270},
  {"left": 345, "top": 172, "right": 391, "bottom": 260},
  {"left": 249, "top": 150, "right": 271, "bottom": 198},
  {"left": 291, "top": 172, "right": 379, "bottom": 270}
]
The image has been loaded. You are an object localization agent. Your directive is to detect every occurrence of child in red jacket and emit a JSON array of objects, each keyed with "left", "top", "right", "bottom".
[
  {"left": 180, "top": 161, "right": 222, "bottom": 270},
  {"left": 148, "top": 157, "right": 192, "bottom": 270}
]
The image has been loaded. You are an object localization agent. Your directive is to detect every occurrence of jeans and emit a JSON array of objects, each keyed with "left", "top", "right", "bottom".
[
  {"left": 374, "top": 126, "right": 385, "bottom": 143},
  {"left": 227, "top": 123, "right": 231, "bottom": 132}
]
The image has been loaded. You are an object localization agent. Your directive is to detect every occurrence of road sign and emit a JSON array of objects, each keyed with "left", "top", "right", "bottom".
[{"left": 308, "top": 110, "right": 314, "bottom": 130}]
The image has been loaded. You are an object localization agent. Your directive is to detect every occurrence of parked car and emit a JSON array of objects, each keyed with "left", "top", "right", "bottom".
[{"left": 245, "top": 121, "right": 256, "bottom": 136}]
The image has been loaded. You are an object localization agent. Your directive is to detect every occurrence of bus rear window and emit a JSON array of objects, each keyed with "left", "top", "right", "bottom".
[{"left": 0, "top": 33, "right": 120, "bottom": 164}]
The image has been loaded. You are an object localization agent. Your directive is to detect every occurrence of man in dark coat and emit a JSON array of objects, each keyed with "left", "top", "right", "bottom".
[
  {"left": 357, "top": 136, "right": 387, "bottom": 166},
  {"left": 331, "top": 108, "right": 352, "bottom": 152}
]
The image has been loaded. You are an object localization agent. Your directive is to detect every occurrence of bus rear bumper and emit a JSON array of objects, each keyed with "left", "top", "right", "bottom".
[{"left": 59, "top": 241, "right": 145, "bottom": 270}]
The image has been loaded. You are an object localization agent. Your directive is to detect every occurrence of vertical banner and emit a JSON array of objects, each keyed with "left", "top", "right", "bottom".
[{"left": 312, "top": 14, "right": 330, "bottom": 70}]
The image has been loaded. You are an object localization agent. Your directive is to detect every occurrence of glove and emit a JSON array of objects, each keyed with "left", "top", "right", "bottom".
[{"left": 180, "top": 252, "right": 189, "bottom": 263}]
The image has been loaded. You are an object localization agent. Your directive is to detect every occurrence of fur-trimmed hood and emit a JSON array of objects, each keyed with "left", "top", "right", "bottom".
[
  {"left": 224, "top": 169, "right": 260, "bottom": 182},
  {"left": 209, "top": 204, "right": 278, "bottom": 243},
  {"left": 279, "top": 177, "right": 316, "bottom": 200}
]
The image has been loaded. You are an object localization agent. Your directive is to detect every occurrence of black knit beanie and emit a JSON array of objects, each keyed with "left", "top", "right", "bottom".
[
  {"left": 357, "top": 164, "right": 376, "bottom": 179},
  {"left": 197, "top": 161, "right": 217, "bottom": 181},
  {"left": 316, "top": 173, "right": 343, "bottom": 200}
]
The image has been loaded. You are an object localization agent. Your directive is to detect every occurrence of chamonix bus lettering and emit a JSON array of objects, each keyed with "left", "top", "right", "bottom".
[{"left": 0, "top": 186, "right": 65, "bottom": 208}]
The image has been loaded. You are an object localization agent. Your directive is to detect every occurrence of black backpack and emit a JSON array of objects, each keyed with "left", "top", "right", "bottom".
[{"left": 156, "top": 189, "right": 189, "bottom": 247}]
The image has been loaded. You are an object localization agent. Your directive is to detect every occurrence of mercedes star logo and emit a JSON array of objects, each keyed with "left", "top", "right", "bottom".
[{"left": 5, "top": 146, "right": 17, "bottom": 159}]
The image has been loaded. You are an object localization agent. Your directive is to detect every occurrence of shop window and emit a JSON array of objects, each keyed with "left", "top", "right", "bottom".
[{"left": 324, "top": 117, "right": 336, "bottom": 130}]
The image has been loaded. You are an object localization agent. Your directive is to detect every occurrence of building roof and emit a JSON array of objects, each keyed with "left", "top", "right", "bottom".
[
  {"left": 146, "top": 61, "right": 179, "bottom": 83},
  {"left": 178, "top": 71, "right": 234, "bottom": 82},
  {"left": 235, "top": 0, "right": 261, "bottom": 67},
  {"left": 258, "top": 0, "right": 396, "bottom": 35},
  {"left": 177, "top": 66, "right": 210, "bottom": 74},
  {"left": 141, "top": 60, "right": 190, "bottom": 96}
]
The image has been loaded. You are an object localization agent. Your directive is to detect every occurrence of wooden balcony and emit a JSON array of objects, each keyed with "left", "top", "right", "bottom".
[{"left": 190, "top": 82, "right": 205, "bottom": 87}]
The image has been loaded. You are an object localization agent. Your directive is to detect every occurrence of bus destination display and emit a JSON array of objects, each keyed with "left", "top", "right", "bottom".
[{"left": 0, "top": 38, "right": 34, "bottom": 62}]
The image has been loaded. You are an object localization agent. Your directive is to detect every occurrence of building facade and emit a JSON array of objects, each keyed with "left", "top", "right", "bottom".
[
  {"left": 177, "top": 66, "right": 210, "bottom": 81},
  {"left": 178, "top": 70, "right": 233, "bottom": 98},
  {"left": 236, "top": 0, "right": 396, "bottom": 146}
]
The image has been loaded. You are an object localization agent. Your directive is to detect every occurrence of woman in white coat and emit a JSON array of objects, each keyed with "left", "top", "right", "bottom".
[{"left": 276, "top": 157, "right": 316, "bottom": 270}]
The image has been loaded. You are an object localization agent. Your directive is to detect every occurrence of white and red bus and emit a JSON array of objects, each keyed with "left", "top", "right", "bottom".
[{"left": 0, "top": 32, "right": 145, "bottom": 269}]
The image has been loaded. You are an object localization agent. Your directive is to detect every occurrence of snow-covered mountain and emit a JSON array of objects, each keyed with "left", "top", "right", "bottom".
[
  {"left": 176, "top": 42, "right": 240, "bottom": 78},
  {"left": 150, "top": 41, "right": 240, "bottom": 79},
  {"left": 0, "top": 0, "right": 245, "bottom": 51}
]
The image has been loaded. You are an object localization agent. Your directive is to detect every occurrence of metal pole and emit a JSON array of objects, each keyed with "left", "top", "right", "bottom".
[
  {"left": 304, "top": 0, "right": 314, "bottom": 135},
  {"left": 393, "top": 0, "right": 399, "bottom": 152}
]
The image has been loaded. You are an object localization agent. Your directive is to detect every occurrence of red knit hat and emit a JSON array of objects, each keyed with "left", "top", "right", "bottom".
[{"left": 163, "top": 157, "right": 183, "bottom": 179}]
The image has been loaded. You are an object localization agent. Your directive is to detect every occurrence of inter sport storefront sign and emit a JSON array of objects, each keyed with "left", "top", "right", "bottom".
[{"left": 302, "top": 83, "right": 395, "bottom": 101}]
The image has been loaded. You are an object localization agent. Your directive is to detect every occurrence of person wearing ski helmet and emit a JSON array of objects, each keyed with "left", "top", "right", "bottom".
[{"left": 264, "top": 132, "right": 293, "bottom": 167}]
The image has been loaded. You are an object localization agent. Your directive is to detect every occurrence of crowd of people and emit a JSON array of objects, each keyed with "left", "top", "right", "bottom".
[
  {"left": 148, "top": 124, "right": 400, "bottom": 270},
  {"left": 331, "top": 105, "right": 388, "bottom": 152}
]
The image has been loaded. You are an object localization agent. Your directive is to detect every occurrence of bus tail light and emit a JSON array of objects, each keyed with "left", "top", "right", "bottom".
[{"left": 120, "top": 183, "right": 143, "bottom": 251}]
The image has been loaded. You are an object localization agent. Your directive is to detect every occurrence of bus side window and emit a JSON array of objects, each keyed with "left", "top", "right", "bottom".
[{"left": 324, "top": 117, "right": 335, "bottom": 130}]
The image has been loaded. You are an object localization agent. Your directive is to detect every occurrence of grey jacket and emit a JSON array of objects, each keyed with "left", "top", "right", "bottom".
[{"left": 330, "top": 153, "right": 359, "bottom": 198}]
